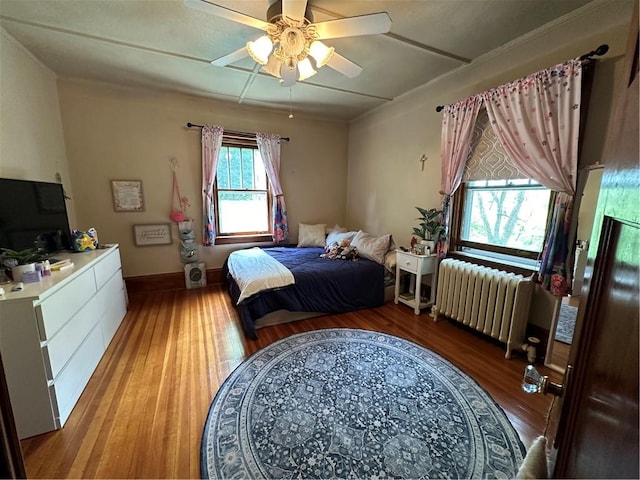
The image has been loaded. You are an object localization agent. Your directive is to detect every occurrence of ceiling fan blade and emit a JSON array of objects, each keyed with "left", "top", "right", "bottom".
[
  {"left": 184, "top": 0, "right": 271, "bottom": 31},
  {"left": 313, "top": 12, "right": 391, "bottom": 39},
  {"left": 210, "top": 47, "right": 249, "bottom": 67},
  {"left": 325, "top": 52, "right": 363, "bottom": 78},
  {"left": 282, "top": 0, "right": 308, "bottom": 23}
]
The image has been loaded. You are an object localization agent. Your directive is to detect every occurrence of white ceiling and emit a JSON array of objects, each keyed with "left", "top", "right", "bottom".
[{"left": 0, "top": 0, "right": 597, "bottom": 120}]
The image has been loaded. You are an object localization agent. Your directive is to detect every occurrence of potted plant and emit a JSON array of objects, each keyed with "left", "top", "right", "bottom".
[
  {"left": 412, "top": 207, "right": 444, "bottom": 253},
  {"left": 0, "top": 247, "right": 46, "bottom": 282}
]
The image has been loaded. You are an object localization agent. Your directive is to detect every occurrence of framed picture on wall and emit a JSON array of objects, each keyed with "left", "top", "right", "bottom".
[
  {"left": 133, "top": 224, "right": 172, "bottom": 246},
  {"left": 111, "top": 180, "right": 144, "bottom": 212}
]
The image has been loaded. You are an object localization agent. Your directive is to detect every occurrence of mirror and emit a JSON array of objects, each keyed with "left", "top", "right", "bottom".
[{"left": 545, "top": 167, "right": 603, "bottom": 373}]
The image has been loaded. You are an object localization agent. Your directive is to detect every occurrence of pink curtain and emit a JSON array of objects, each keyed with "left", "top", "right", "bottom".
[
  {"left": 201, "top": 125, "right": 224, "bottom": 246},
  {"left": 539, "top": 192, "right": 574, "bottom": 296},
  {"left": 256, "top": 133, "right": 289, "bottom": 243},
  {"left": 438, "top": 94, "right": 483, "bottom": 257},
  {"left": 482, "top": 59, "right": 582, "bottom": 294}
]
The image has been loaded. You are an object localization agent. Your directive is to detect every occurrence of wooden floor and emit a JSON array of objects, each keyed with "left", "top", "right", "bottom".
[{"left": 20, "top": 285, "right": 558, "bottom": 478}]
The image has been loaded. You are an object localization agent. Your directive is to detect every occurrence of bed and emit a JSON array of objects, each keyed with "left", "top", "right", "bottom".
[{"left": 224, "top": 244, "right": 393, "bottom": 339}]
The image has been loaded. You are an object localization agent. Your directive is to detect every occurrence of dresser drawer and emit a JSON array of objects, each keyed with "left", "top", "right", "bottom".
[
  {"left": 98, "top": 272, "right": 127, "bottom": 348},
  {"left": 94, "top": 249, "right": 122, "bottom": 290},
  {"left": 397, "top": 253, "right": 419, "bottom": 273},
  {"left": 36, "top": 268, "right": 97, "bottom": 341},
  {"left": 41, "top": 295, "right": 102, "bottom": 380},
  {"left": 419, "top": 255, "right": 437, "bottom": 274},
  {"left": 49, "top": 323, "right": 104, "bottom": 427}
]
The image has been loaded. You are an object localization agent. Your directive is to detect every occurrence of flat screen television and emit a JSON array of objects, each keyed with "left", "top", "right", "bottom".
[{"left": 0, "top": 177, "right": 73, "bottom": 253}]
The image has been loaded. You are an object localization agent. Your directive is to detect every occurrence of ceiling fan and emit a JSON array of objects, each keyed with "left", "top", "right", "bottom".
[{"left": 184, "top": 0, "right": 392, "bottom": 86}]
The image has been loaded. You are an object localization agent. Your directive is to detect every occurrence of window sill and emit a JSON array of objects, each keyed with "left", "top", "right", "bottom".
[
  {"left": 215, "top": 234, "right": 273, "bottom": 245},
  {"left": 448, "top": 251, "right": 538, "bottom": 277}
]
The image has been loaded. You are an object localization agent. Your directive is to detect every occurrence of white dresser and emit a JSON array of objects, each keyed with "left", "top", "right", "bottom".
[{"left": 0, "top": 245, "right": 127, "bottom": 439}]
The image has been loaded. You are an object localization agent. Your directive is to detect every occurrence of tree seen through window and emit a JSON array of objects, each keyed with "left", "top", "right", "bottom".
[{"left": 460, "top": 179, "right": 551, "bottom": 255}]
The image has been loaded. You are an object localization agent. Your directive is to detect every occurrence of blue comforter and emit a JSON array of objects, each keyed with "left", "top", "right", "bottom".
[{"left": 225, "top": 247, "right": 385, "bottom": 339}]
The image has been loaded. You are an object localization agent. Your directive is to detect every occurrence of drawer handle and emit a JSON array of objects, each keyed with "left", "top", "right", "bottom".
[{"left": 405, "top": 261, "right": 411, "bottom": 265}]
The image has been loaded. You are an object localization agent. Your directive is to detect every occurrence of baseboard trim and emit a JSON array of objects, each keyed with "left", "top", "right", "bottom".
[{"left": 125, "top": 268, "right": 224, "bottom": 294}]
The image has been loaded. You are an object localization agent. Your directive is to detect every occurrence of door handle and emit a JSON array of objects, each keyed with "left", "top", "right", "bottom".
[{"left": 522, "top": 364, "right": 570, "bottom": 397}]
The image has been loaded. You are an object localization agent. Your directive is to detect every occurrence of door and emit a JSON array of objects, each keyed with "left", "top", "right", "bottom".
[
  {"left": 0, "top": 352, "right": 26, "bottom": 479},
  {"left": 549, "top": 4, "right": 639, "bottom": 477},
  {"left": 552, "top": 218, "right": 639, "bottom": 477}
]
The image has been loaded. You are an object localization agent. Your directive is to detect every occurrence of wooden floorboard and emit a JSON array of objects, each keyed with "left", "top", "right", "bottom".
[{"left": 20, "top": 285, "right": 557, "bottom": 478}]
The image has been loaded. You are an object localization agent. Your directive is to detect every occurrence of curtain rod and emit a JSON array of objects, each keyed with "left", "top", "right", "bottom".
[
  {"left": 186, "top": 123, "right": 290, "bottom": 142},
  {"left": 434, "top": 44, "right": 609, "bottom": 112}
]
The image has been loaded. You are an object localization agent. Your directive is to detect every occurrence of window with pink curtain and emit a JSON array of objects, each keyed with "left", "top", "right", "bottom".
[
  {"left": 440, "top": 59, "right": 583, "bottom": 296},
  {"left": 482, "top": 59, "right": 582, "bottom": 295},
  {"left": 201, "top": 125, "right": 224, "bottom": 246},
  {"left": 438, "top": 95, "right": 483, "bottom": 257},
  {"left": 256, "top": 132, "right": 289, "bottom": 243}
]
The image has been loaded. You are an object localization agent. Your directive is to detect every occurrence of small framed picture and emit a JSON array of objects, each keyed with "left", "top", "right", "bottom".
[
  {"left": 133, "top": 224, "right": 172, "bottom": 246},
  {"left": 111, "top": 180, "right": 144, "bottom": 212},
  {"left": 414, "top": 244, "right": 425, "bottom": 255}
]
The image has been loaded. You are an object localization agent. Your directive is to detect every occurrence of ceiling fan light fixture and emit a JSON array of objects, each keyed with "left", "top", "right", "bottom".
[
  {"left": 246, "top": 35, "right": 273, "bottom": 65},
  {"left": 262, "top": 55, "right": 282, "bottom": 78},
  {"left": 185, "top": 0, "right": 393, "bottom": 91},
  {"left": 279, "top": 27, "right": 306, "bottom": 58},
  {"left": 308, "top": 41, "right": 334, "bottom": 68},
  {"left": 280, "top": 60, "right": 298, "bottom": 87},
  {"left": 297, "top": 58, "right": 317, "bottom": 81}
]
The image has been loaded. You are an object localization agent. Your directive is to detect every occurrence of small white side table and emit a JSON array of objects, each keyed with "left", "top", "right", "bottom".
[{"left": 394, "top": 249, "right": 438, "bottom": 315}]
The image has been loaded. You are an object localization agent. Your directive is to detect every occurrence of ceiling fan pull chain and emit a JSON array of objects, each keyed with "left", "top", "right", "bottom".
[{"left": 289, "top": 88, "right": 294, "bottom": 119}]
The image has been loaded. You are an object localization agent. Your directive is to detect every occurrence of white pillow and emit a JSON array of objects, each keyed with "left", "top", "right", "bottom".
[
  {"left": 384, "top": 250, "right": 397, "bottom": 273},
  {"left": 297, "top": 223, "right": 327, "bottom": 247},
  {"left": 516, "top": 436, "right": 548, "bottom": 479},
  {"left": 325, "top": 224, "right": 346, "bottom": 235},
  {"left": 388, "top": 235, "right": 397, "bottom": 252},
  {"left": 326, "top": 229, "right": 358, "bottom": 247},
  {"left": 351, "top": 230, "right": 392, "bottom": 264}
]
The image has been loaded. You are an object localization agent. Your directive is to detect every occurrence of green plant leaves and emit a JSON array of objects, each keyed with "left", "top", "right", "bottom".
[
  {"left": 0, "top": 247, "right": 45, "bottom": 265},
  {"left": 413, "top": 207, "right": 444, "bottom": 240}
]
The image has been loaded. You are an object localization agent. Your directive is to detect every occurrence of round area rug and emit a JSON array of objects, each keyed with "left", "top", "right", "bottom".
[{"left": 201, "top": 329, "right": 524, "bottom": 479}]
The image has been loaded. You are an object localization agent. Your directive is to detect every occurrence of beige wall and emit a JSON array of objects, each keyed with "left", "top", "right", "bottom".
[
  {"left": 347, "top": 0, "right": 634, "bottom": 249},
  {"left": 57, "top": 80, "right": 349, "bottom": 276},
  {"left": 0, "top": 29, "right": 77, "bottom": 226}
]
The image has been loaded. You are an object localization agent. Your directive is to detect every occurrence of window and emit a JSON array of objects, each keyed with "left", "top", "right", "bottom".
[
  {"left": 456, "top": 179, "right": 552, "bottom": 260},
  {"left": 214, "top": 144, "right": 271, "bottom": 242}
]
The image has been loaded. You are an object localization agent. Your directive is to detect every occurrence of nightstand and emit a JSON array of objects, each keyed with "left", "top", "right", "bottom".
[{"left": 394, "top": 249, "right": 438, "bottom": 315}]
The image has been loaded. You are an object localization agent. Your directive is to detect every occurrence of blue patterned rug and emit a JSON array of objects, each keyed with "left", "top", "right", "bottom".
[
  {"left": 556, "top": 304, "right": 577, "bottom": 345},
  {"left": 201, "top": 329, "right": 525, "bottom": 479}
]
